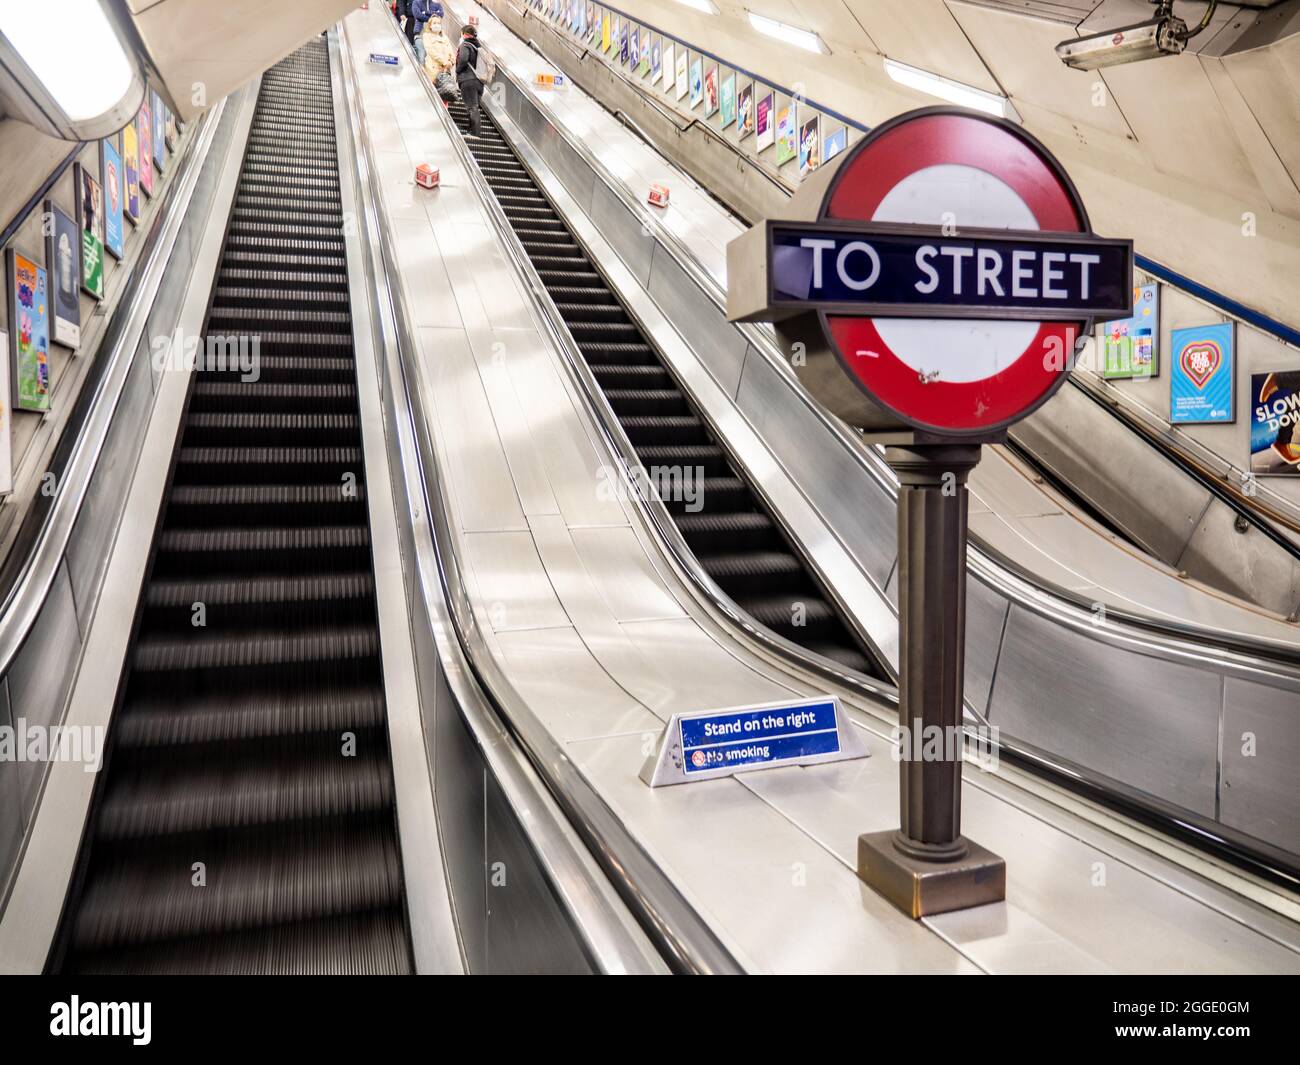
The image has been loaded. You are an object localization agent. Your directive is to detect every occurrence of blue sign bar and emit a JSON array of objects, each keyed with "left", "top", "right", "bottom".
[
  {"left": 369, "top": 53, "right": 399, "bottom": 65},
  {"left": 681, "top": 699, "right": 841, "bottom": 774},
  {"left": 769, "top": 222, "right": 1132, "bottom": 320}
]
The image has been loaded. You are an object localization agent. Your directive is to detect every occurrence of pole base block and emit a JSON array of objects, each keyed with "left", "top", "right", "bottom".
[{"left": 857, "top": 830, "right": 1005, "bottom": 919}]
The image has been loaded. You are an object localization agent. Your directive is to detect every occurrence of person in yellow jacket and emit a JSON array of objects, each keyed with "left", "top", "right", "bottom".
[{"left": 421, "top": 7, "right": 457, "bottom": 93}]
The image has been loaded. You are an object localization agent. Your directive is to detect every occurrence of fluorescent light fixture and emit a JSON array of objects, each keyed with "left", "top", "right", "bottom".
[
  {"left": 884, "top": 58, "right": 1018, "bottom": 122},
  {"left": 0, "top": 1, "right": 133, "bottom": 120},
  {"left": 675, "top": 0, "right": 720, "bottom": 13},
  {"left": 746, "top": 11, "right": 828, "bottom": 54}
]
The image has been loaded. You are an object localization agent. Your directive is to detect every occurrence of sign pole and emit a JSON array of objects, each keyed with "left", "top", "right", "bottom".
[
  {"left": 725, "top": 105, "right": 1133, "bottom": 920},
  {"left": 857, "top": 442, "right": 1005, "bottom": 917}
]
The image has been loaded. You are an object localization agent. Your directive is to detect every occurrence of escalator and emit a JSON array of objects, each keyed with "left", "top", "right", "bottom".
[
  {"left": 49, "top": 39, "right": 412, "bottom": 974},
  {"left": 449, "top": 104, "right": 877, "bottom": 678}
]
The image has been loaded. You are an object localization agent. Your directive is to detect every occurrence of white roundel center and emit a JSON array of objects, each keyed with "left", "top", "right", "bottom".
[{"left": 871, "top": 164, "right": 1040, "bottom": 384}]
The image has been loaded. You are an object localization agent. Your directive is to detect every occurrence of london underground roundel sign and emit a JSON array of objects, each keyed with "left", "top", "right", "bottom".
[{"left": 727, "top": 107, "right": 1133, "bottom": 437}]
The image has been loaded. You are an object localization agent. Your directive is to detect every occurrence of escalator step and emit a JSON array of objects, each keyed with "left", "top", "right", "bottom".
[
  {"left": 452, "top": 84, "right": 879, "bottom": 680},
  {"left": 70, "top": 820, "right": 403, "bottom": 952},
  {"left": 116, "top": 685, "right": 384, "bottom": 750},
  {"left": 94, "top": 744, "right": 393, "bottom": 840},
  {"left": 65, "top": 909, "right": 411, "bottom": 976}
]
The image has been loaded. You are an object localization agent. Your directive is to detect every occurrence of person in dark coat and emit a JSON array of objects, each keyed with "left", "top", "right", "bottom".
[
  {"left": 455, "top": 24, "right": 484, "bottom": 136},
  {"left": 397, "top": 0, "right": 417, "bottom": 48}
]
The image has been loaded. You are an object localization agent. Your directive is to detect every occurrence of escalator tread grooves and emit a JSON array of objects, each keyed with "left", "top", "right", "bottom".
[
  {"left": 447, "top": 98, "right": 877, "bottom": 677},
  {"left": 53, "top": 39, "right": 413, "bottom": 975}
]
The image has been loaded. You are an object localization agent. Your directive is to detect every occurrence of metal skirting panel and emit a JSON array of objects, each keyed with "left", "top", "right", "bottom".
[
  {"left": 1178, "top": 499, "right": 1300, "bottom": 617},
  {"left": 646, "top": 241, "right": 750, "bottom": 400},
  {"left": 430, "top": 659, "right": 489, "bottom": 974},
  {"left": 589, "top": 179, "right": 655, "bottom": 287},
  {"left": 484, "top": 772, "right": 593, "bottom": 975},
  {"left": 65, "top": 350, "right": 155, "bottom": 632},
  {"left": 7, "top": 561, "right": 82, "bottom": 828},
  {"left": 731, "top": 347, "right": 898, "bottom": 590},
  {"left": 988, "top": 604, "right": 1222, "bottom": 817},
  {"left": 0, "top": 680, "right": 17, "bottom": 897},
  {"left": 1220, "top": 677, "right": 1300, "bottom": 855},
  {"left": 1010, "top": 387, "right": 1214, "bottom": 565},
  {"left": 965, "top": 576, "right": 1010, "bottom": 717}
]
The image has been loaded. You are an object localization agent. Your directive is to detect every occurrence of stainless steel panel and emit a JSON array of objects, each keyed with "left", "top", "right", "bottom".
[
  {"left": 588, "top": 180, "right": 654, "bottom": 287},
  {"left": 989, "top": 604, "right": 1221, "bottom": 816},
  {"left": 494, "top": 627, "right": 664, "bottom": 742},
  {"left": 422, "top": 324, "right": 529, "bottom": 532},
  {"left": 567, "top": 730, "right": 977, "bottom": 973},
  {"left": 462, "top": 530, "right": 572, "bottom": 632},
  {"left": 1178, "top": 498, "right": 1300, "bottom": 618},
  {"left": 484, "top": 771, "right": 593, "bottom": 974},
  {"left": 0, "top": 680, "right": 18, "bottom": 900},
  {"left": 515, "top": 86, "right": 552, "bottom": 152},
  {"left": 66, "top": 350, "right": 155, "bottom": 632},
  {"left": 732, "top": 350, "right": 898, "bottom": 590},
  {"left": 645, "top": 243, "right": 750, "bottom": 401},
  {"left": 537, "top": 112, "right": 597, "bottom": 215},
  {"left": 965, "top": 576, "right": 1009, "bottom": 716},
  {"left": 8, "top": 561, "right": 82, "bottom": 826},
  {"left": 1221, "top": 677, "right": 1300, "bottom": 854},
  {"left": 431, "top": 659, "right": 488, "bottom": 974},
  {"left": 567, "top": 526, "right": 686, "bottom": 624},
  {"left": 1011, "top": 386, "right": 1215, "bottom": 565}
]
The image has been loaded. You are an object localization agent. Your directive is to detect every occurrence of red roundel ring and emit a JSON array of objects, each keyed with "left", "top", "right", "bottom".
[{"left": 816, "top": 108, "right": 1093, "bottom": 436}]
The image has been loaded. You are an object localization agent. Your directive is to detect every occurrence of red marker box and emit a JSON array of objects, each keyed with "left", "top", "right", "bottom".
[
  {"left": 415, "top": 163, "right": 440, "bottom": 189},
  {"left": 647, "top": 183, "right": 670, "bottom": 208}
]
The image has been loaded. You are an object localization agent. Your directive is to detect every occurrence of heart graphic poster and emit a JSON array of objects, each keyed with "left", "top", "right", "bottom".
[{"left": 1171, "top": 322, "right": 1234, "bottom": 424}]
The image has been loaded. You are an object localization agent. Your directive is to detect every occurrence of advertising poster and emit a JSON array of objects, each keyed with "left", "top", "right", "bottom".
[
  {"left": 651, "top": 37, "right": 662, "bottom": 81},
  {"left": 689, "top": 58, "right": 703, "bottom": 108},
  {"left": 1250, "top": 372, "right": 1300, "bottom": 473},
  {"left": 609, "top": 16, "right": 619, "bottom": 54},
  {"left": 45, "top": 201, "right": 81, "bottom": 349},
  {"left": 775, "top": 105, "right": 796, "bottom": 164},
  {"left": 799, "top": 114, "right": 819, "bottom": 176},
  {"left": 101, "top": 138, "right": 126, "bottom": 259},
  {"left": 152, "top": 91, "right": 166, "bottom": 172},
  {"left": 77, "top": 163, "right": 106, "bottom": 301},
  {"left": 601, "top": 14, "right": 610, "bottom": 52},
  {"left": 1101, "top": 283, "right": 1159, "bottom": 379},
  {"left": 1171, "top": 323, "right": 1234, "bottom": 424},
  {"left": 629, "top": 27, "right": 639, "bottom": 68},
  {"left": 123, "top": 115, "right": 141, "bottom": 224},
  {"left": 619, "top": 24, "right": 629, "bottom": 65},
  {"left": 704, "top": 66, "right": 719, "bottom": 116},
  {"left": 737, "top": 81, "right": 754, "bottom": 138},
  {"left": 662, "top": 44, "right": 675, "bottom": 93},
  {"left": 165, "top": 108, "right": 178, "bottom": 151},
  {"left": 638, "top": 35, "right": 650, "bottom": 77},
  {"left": 720, "top": 74, "right": 735, "bottom": 127},
  {"left": 9, "top": 250, "right": 52, "bottom": 412},
  {"left": 138, "top": 101, "right": 154, "bottom": 198},
  {"left": 823, "top": 125, "right": 847, "bottom": 163},
  {"left": 675, "top": 51, "right": 688, "bottom": 100},
  {"left": 755, "top": 91, "right": 774, "bottom": 151}
]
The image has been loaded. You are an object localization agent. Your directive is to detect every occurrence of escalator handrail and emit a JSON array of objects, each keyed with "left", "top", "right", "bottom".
[
  {"left": 335, "top": 19, "right": 702, "bottom": 974},
  {"left": 470, "top": 42, "right": 1300, "bottom": 675},
  {"left": 0, "top": 103, "right": 224, "bottom": 683}
]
